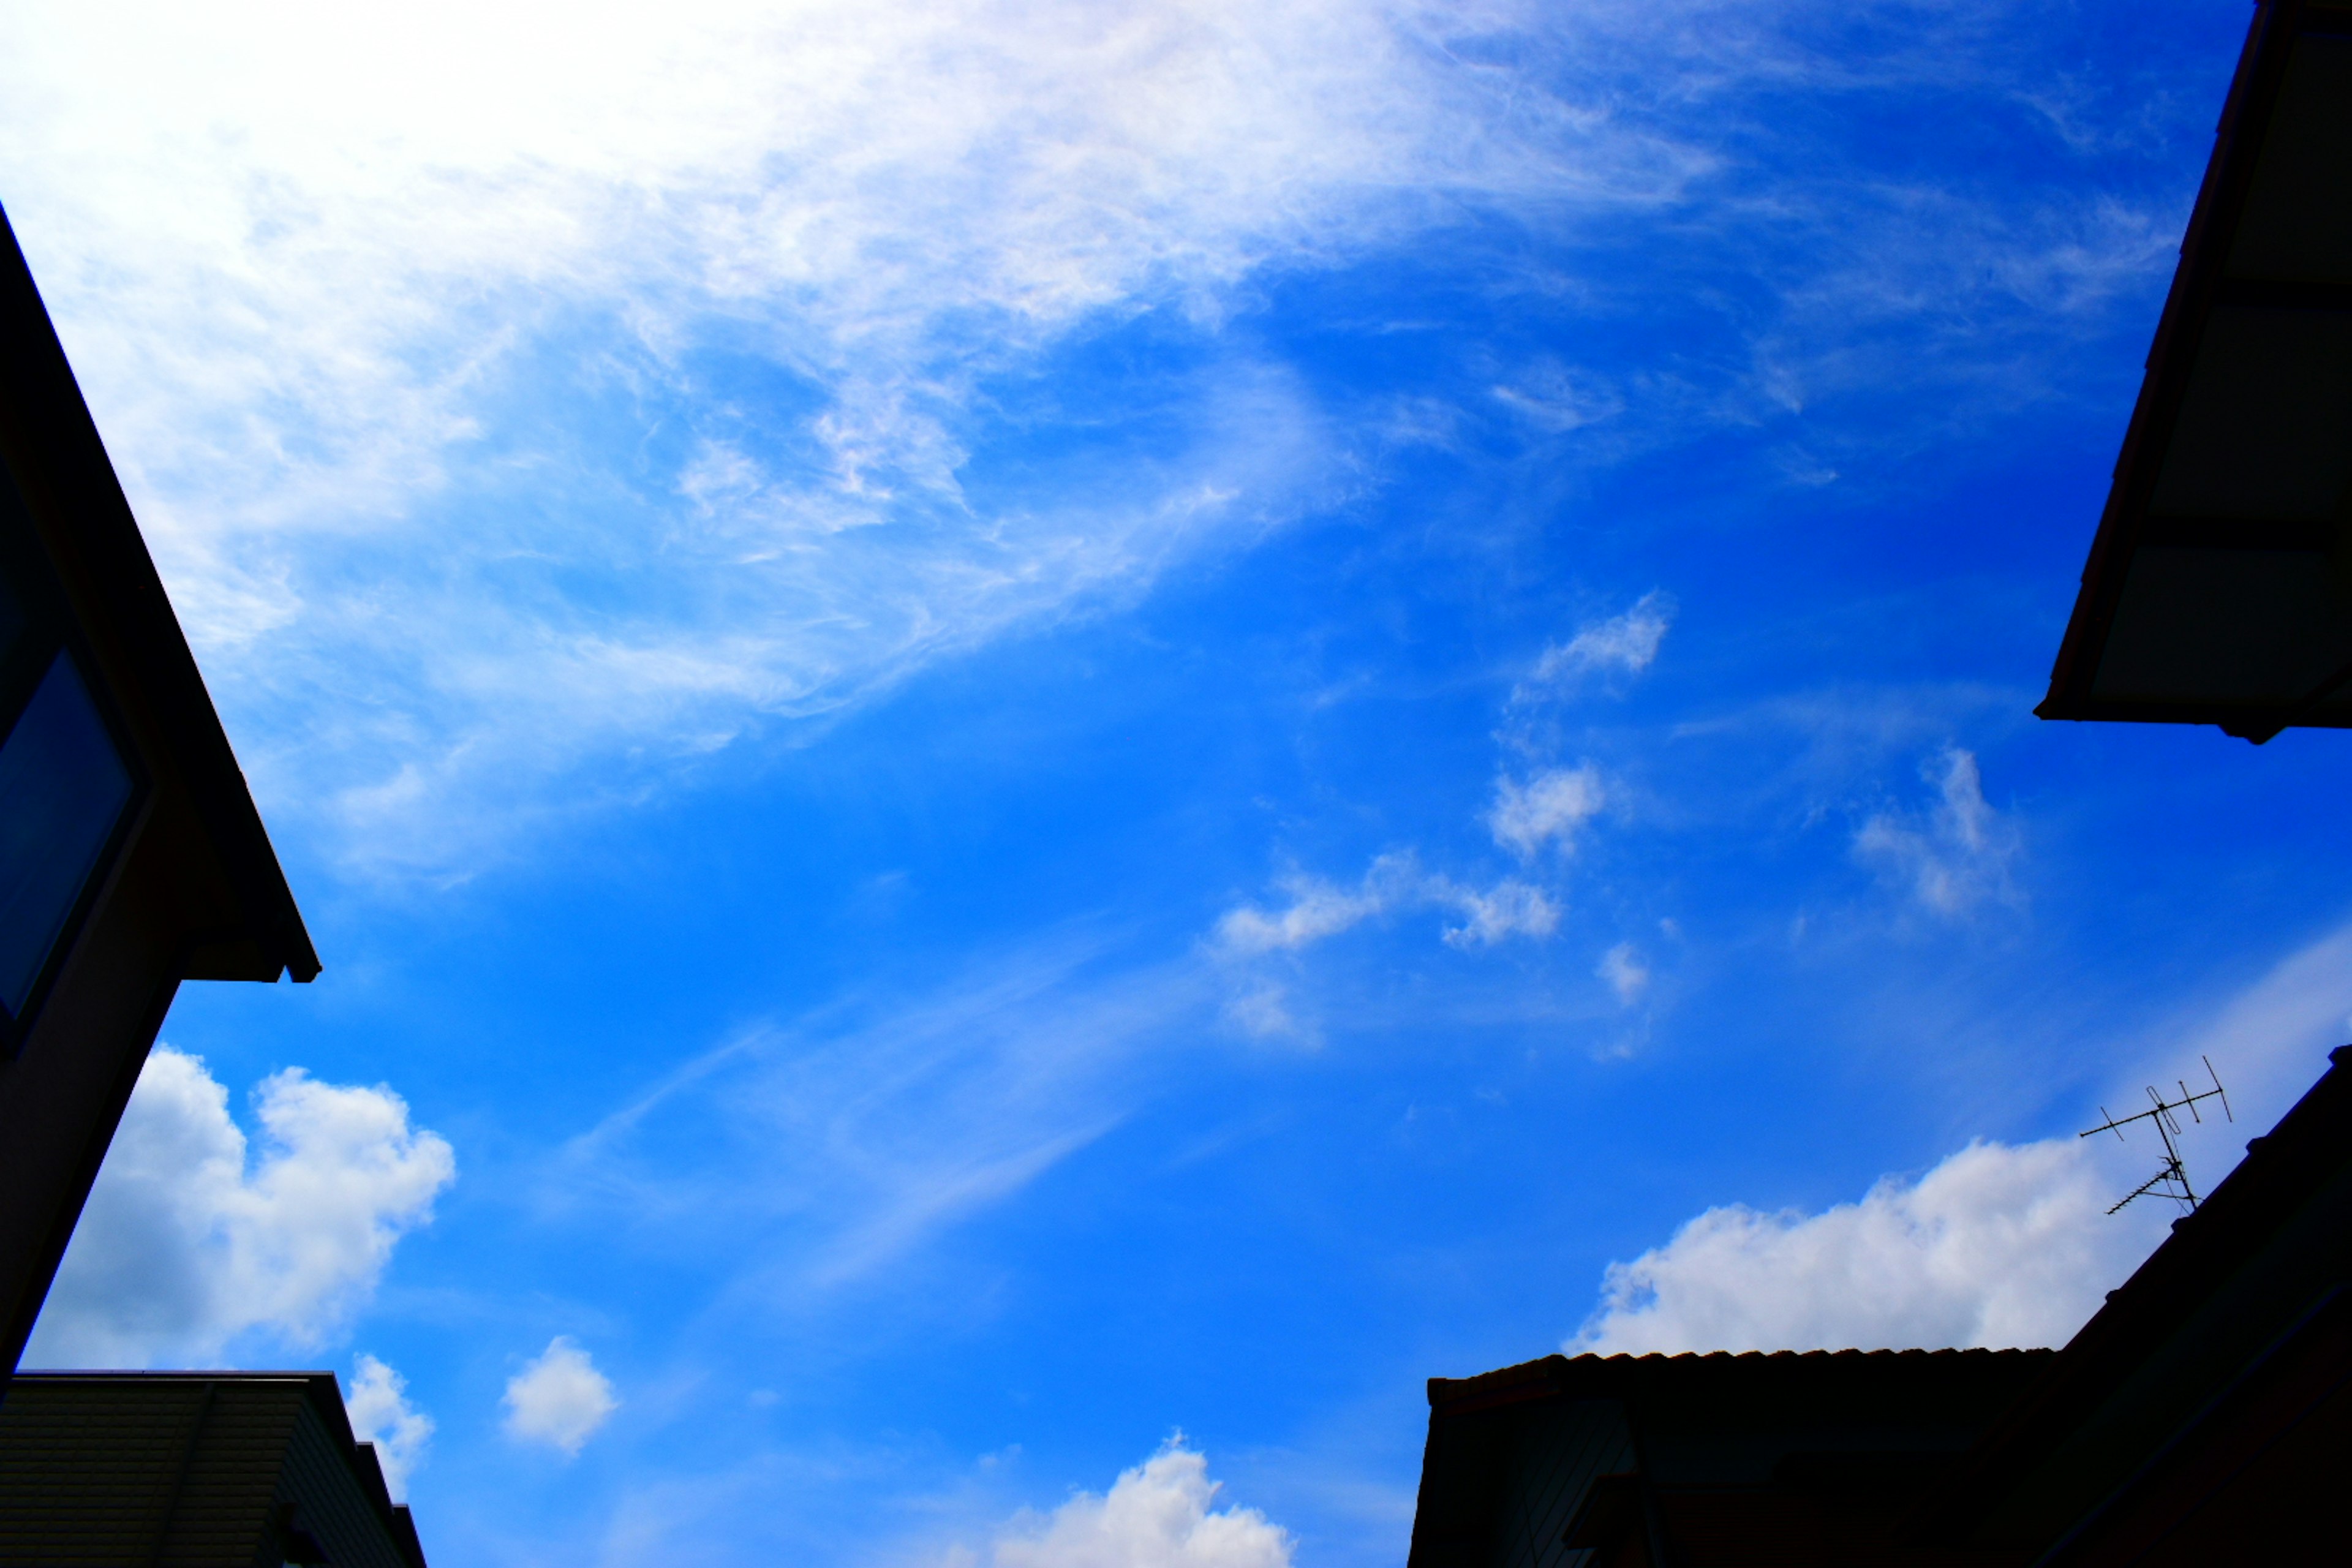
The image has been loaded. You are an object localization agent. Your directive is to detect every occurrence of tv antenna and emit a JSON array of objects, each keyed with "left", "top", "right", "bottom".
[{"left": 2079, "top": 1057, "right": 2232, "bottom": 1215}]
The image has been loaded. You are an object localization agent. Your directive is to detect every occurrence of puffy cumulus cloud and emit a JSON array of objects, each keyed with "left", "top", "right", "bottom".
[
  {"left": 1214, "top": 854, "right": 1554, "bottom": 957},
  {"left": 1596, "top": 942, "right": 1649, "bottom": 1006},
  {"left": 1569, "top": 1139, "right": 2166, "bottom": 1355},
  {"left": 1488, "top": 766, "right": 1605, "bottom": 859},
  {"left": 26, "top": 1048, "right": 455, "bottom": 1368},
  {"left": 345, "top": 1354, "right": 434, "bottom": 1501},
  {"left": 1853, "top": 748, "right": 2021, "bottom": 918},
  {"left": 1518, "top": 592, "right": 1675, "bottom": 697},
  {"left": 987, "top": 1439, "right": 1292, "bottom": 1568},
  {"left": 503, "top": 1336, "right": 619, "bottom": 1456}
]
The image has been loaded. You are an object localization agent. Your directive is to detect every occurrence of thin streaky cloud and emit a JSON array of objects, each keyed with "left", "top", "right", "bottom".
[
  {"left": 0, "top": 1, "right": 2182, "bottom": 878},
  {"left": 546, "top": 940, "right": 1215, "bottom": 1297}
]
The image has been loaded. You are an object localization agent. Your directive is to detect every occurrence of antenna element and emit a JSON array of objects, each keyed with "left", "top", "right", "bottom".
[{"left": 2078, "top": 1057, "right": 2233, "bottom": 1215}]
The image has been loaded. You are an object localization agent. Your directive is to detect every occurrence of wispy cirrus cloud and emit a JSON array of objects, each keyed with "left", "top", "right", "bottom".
[
  {"left": 548, "top": 938, "right": 1212, "bottom": 1295},
  {"left": 0, "top": 0, "right": 1700, "bottom": 876},
  {"left": 0, "top": 1, "right": 2187, "bottom": 876},
  {"left": 1853, "top": 747, "right": 2021, "bottom": 918}
]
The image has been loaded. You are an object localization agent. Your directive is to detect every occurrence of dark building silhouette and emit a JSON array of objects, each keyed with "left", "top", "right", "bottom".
[
  {"left": 1409, "top": 1348, "right": 2054, "bottom": 1568},
  {"left": 2039, "top": 0, "right": 2352, "bottom": 741},
  {"left": 0, "top": 205, "right": 317, "bottom": 1380},
  {"left": 0, "top": 1373, "right": 426, "bottom": 1567}
]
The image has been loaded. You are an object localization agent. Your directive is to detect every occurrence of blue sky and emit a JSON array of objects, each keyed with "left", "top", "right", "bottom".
[{"left": 9, "top": 2, "right": 2352, "bottom": 1564}]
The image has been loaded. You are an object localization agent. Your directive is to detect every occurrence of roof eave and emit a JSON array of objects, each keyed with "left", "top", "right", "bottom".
[{"left": 0, "top": 206, "right": 318, "bottom": 985}]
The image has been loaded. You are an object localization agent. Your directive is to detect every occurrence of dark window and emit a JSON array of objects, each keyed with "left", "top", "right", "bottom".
[
  {"left": 0, "top": 470, "right": 141, "bottom": 1047},
  {"left": 0, "top": 655, "right": 134, "bottom": 1014}
]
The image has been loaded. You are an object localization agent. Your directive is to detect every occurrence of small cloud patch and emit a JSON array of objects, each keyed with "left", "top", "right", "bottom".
[
  {"left": 503, "top": 1336, "right": 617, "bottom": 1457},
  {"left": 1853, "top": 748, "right": 2020, "bottom": 917},
  {"left": 1518, "top": 591, "right": 1675, "bottom": 698},
  {"left": 1438, "top": 878, "right": 1558, "bottom": 949},
  {"left": 1488, "top": 766, "right": 1605, "bottom": 859},
  {"left": 1596, "top": 943, "right": 1649, "bottom": 1006}
]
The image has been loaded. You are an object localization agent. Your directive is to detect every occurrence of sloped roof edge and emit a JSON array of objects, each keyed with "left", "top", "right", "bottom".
[{"left": 0, "top": 205, "right": 317, "bottom": 982}]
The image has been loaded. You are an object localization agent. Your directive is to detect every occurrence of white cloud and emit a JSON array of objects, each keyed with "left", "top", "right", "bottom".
[
  {"left": 1492, "top": 361, "right": 1626, "bottom": 434},
  {"left": 0, "top": 2, "right": 2163, "bottom": 875},
  {"left": 345, "top": 1353, "right": 434, "bottom": 1501},
  {"left": 987, "top": 1439, "right": 1292, "bottom": 1568},
  {"left": 1214, "top": 854, "right": 1555, "bottom": 956},
  {"left": 1435, "top": 877, "right": 1559, "bottom": 949},
  {"left": 1569, "top": 1137, "right": 2166, "bottom": 1355},
  {"left": 1213, "top": 856, "right": 1414, "bottom": 955},
  {"left": 552, "top": 939, "right": 1214, "bottom": 1302},
  {"left": 26, "top": 1048, "right": 455, "bottom": 1367},
  {"left": 1853, "top": 748, "right": 2020, "bottom": 916},
  {"left": 1558, "top": 915, "right": 2352, "bottom": 1365},
  {"left": 1596, "top": 942, "right": 1649, "bottom": 1006},
  {"left": 2163, "top": 917, "right": 2352, "bottom": 1139},
  {"left": 1520, "top": 592, "right": 1675, "bottom": 695},
  {"left": 1488, "top": 766, "right": 1605, "bottom": 859},
  {"left": 0, "top": 0, "right": 1708, "bottom": 875},
  {"left": 503, "top": 1336, "right": 619, "bottom": 1457}
]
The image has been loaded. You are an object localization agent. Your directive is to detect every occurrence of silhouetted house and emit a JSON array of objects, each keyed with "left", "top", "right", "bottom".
[
  {"left": 0, "top": 206, "right": 317, "bottom": 1378},
  {"left": 1406, "top": 1048, "right": 2352, "bottom": 1567},
  {"left": 2038, "top": 0, "right": 2352, "bottom": 742},
  {"left": 0, "top": 1372, "right": 425, "bottom": 1567},
  {"left": 1406, "top": 1348, "right": 2054, "bottom": 1568}
]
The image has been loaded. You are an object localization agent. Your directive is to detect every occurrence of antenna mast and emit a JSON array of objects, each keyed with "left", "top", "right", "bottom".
[{"left": 2079, "top": 1057, "right": 2233, "bottom": 1215}]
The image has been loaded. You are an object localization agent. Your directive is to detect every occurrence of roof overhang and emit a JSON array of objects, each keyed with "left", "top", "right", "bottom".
[
  {"left": 2039, "top": 0, "right": 2352, "bottom": 743},
  {"left": 0, "top": 208, "right": 318, "bottom": 983}
]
